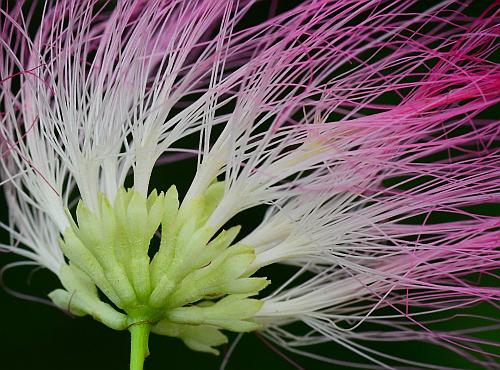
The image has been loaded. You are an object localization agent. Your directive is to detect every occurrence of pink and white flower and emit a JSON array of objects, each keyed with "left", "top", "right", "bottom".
[{"left": 1, "top": 1, "right": 498, "bottom": 369}]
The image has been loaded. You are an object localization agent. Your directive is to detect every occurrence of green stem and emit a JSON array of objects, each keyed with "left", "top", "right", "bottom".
[{"left": 129, "top": 321, "right": 152, "bottom": 370}]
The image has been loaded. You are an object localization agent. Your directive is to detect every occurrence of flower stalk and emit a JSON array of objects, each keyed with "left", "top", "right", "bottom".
[{"left": 129, "top": 321, "right": 152, "bottom": 370}]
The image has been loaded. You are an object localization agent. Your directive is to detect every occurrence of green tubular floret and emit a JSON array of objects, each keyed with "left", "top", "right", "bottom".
[
  {"left": 49, "top": 264, "right": 128, "bottom": 330},
  {"left": 49, "top": 184, "right": 269, "bottom": 355},
  {"left": 165, "top": 294, "right": 263, "bottom": 332},
  {"left": 117, "top": 189, "right": 166, "bottom": 301},
  {"left": 71, "top": 197, "right": 138, "bottom": 306},
  {"left": 192, "top": 225, "right": 241, "bottom": 269},
  {"left": 166, "top": 246, "right": 260, "bottom": 308},
  {"left": 220, "top": 277, "right": 270, "bottom": 295},
  {"left": 199, "top": 181, "right": 225, "bottom": 225},
  {"left": 149, "top": 186, "right": 179, "bottom": 285},
  {"left": 58, "top": 231, "right": 123, "bottom": 306},
  {"left": 152, "top": 322, "right": 228, "bottom": 355}
]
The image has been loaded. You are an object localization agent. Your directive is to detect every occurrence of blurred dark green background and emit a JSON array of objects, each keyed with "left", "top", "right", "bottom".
[{"left": 0, "top": 1, "right": 498, "bottom": 369}]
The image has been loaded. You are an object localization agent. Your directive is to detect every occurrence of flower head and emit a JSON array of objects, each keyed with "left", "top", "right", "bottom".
[{"left": 1, "top": 1, "right": 499, "bottom": 369}]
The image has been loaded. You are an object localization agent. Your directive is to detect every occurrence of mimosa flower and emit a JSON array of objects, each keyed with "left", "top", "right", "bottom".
[{"left": 1, "top": 1, "right": 499, "bottom": 369}]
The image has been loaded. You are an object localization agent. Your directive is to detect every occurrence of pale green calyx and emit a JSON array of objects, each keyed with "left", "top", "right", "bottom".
[{"left": 48, "top": 182, "right": 269, "bottom": 355}]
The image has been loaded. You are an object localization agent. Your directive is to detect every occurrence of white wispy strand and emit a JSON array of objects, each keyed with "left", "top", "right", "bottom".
[{"left": 0, "top": 0, "right": 259, "bottom": 267}]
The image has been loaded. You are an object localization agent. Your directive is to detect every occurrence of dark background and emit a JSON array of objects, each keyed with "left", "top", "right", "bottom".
[{"left": 0, "top": 1, "right": 498, "bottom": 369}]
